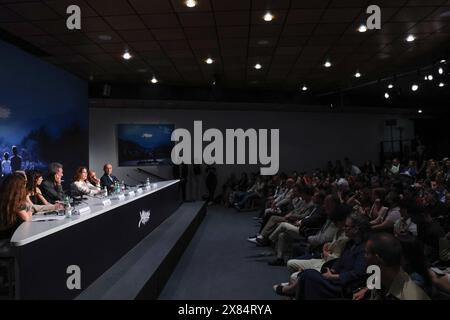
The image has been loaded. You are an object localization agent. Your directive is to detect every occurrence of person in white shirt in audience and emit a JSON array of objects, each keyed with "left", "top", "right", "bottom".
[{"left": 71, "top": 166, "right": 102, "bottom": 197}]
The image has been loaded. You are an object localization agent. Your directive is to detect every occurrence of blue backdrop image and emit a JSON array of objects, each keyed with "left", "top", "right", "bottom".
[
  {"left": 118, "top": 124, "right": 174, "bottom": 167},
  {"left": 0, "top": 39, "right": 88, "bottom": 178}
]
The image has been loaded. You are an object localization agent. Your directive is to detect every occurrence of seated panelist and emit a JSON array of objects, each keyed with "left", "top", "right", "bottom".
[
  {"left": 100, "top": 163, "right": 119, "bottom": 191},
  {"left": 71, "top": 167, "right": 102, "bottom": 197}
]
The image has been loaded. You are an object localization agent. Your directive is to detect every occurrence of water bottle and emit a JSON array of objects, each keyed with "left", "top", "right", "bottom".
[
  {"left": 121, "top": 181, "right": 126, "bottom": 192},
  {"left": 65, "top": 202, "right": 73, "bottom": 218},
  {"left": 103, "top": 186, "right": 108, "bottom": 197},
  {"left": 146, "top": 178, "right": 150, "bottom": 187}
]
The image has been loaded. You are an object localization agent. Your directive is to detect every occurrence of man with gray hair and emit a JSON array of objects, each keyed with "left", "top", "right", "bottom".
[{"left": 41, "top": 162, "right": 65, "bottom": 203}]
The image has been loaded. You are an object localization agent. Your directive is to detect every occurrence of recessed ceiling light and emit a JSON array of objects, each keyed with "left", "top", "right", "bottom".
[
  {"left": 98, "top": 34, "right": 112, "bottom": 41},
  {"left": 185, "top": 0, "right": 197, "bottom": 8},
  {"left": 411, "top": 84, "right": 419, "bottom": 91},
  {"left": 122, "top": 51, "right": 132, "bottom": 60},
  {"left": 406, "top": 34, "right": 415, "bottom": 42},
  {"left": 151, "top": 76, "right": 158, "bottom": 84},
  {"left": 358, "top": 24, "right": 367, "bottom": 33},
  {"left": 384, "top": 92, "right": 390, "bottom": 99},
  {"left": 388, "top": 84, "right": 394, "bottom": 89},
  {"left": 205, "top": 58, "right": 214, "bottom": 64},
  {"left": 355, "top": 72, "right": 361, "bottom": 78},
  {"left": 439, "top": 82, "right": 445, "bottom": 87},
  {"left": 254, "top": 63, "right": 262, "bottom": 70},
  {"left": 301, "top": 85, "right": 308, "bottom": 91},
  {"left": 440, "top": 59, "right": 446, "bottom": 63},
  {"left": 263, "top": 12, "right": 274, "bottom": 22},
  {"left": 438, "top": 67, "right": 444, "bottom": 75},
  {"left": 324, "top": 60, "right": 332, "bottom": 68},
  {"left": 427, "top": 74, "right": 433, "bottom": 81},
  {"left": 418, "top": 109, "right": 423, "bottom": 114}
]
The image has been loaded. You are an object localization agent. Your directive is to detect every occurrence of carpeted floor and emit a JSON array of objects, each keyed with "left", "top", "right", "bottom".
[{"left": 159, "top": 205, "right": 289, "bottom": 300}]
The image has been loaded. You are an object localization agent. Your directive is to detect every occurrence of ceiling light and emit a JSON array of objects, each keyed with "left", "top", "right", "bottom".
[
  {"left": 122, "top": 51, "right": 132, "bottom": 60},
  {"left": 254, "top": 63, "right": 262, "bottom": 70},
  {"left": 205, "top": 58, "right": 214, "bottom": 64},
  {"left": 185, "top": 0, "right": 197, "bottom": 8},
  {"left": 439, "top": 82, "right": 445, "bottom": 87},
  {"left": 438, "top": 67, "right": 444, "bottom": 75},
  {"left": 358, "top": 24, "right": 367, "bottom": 33},
  {"left": 388, "top": 84, "right": 394, "bottom": 89},
  {"left": 263, "top": 12, "right": 274, "bottom": 22},
  {"left": 440, "top": 59, "right": 446, "bottom": 63},
  {"left": 427, "top": 74, "right": 433, "bottom": 81},
  {"left": 151, "top": 76, "right": 158, "bottom": 84},
  {"left": 418, "top": 109, "right": 423, "bottom": 114},
  {"left": 301, "top": 85, "right": 308, "bottom": 91},
  {"left": 355, "top": 72, "right": 361, "bottom": 78},
  {"left": 406, "top": 34, "right": 415, "bottom": 42},
  {"left": 411, "top": 84, "right": 419, "bottom": 91},
  {"left": 324, "top": 60, "right": 332, "bottom": 68},
  {"left": 384, "top": 92, "right": 390, "bottom": 99}
]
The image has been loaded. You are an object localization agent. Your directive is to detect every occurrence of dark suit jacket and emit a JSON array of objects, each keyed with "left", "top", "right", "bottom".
[
  {"left": 101, "top": 174, "right": 119, "bottom": 190},
  {"left": 41, "top": 179, "right": 65, "bottom": 203}
]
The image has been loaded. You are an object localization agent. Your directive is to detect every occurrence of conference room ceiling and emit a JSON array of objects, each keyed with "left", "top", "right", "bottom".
[{"left": 1, "top": 0, "right": 450, "bottom": 94}]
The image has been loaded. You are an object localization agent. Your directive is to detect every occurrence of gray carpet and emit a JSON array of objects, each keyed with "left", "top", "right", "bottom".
[{"left": 159, "top": 206, "right": 289, "bottom": 300}]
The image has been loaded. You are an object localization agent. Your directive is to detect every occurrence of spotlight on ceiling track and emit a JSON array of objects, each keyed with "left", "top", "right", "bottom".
[
  {"left": 411, "top": 84, "right": 419, "bottom": 92},
  {"left": 418, "top": 109, "right": 423, "bottom": 114},
  {"left": 324, "top": 60, "right": 332, "bottom": 68},
  {"left": 355, "top": 72, "right": 361, "bottom": 78},
  {"left": 358, "top": 24, "right": 367, "bottom": 33},
  {"left": 122, "top": 51, "right": 132, "bottom": 60},
  {"left": 384, "top": 92, "right": 390, "bottom": 99},
  {"left": 406, "top": 34, "right": 415, "bottom": 42},
  {"left": 185, "top": 0, "right": 197, "bottom": 8},
  {"left": 301, "top": 85, "right": 308, "bottom": 91},
  {"left": 388, "top": 84, "right": 394, "bottom": 89},
  {"left": 254, "top": 63, "right": 262, "bottom": 70},
  {"left": 263, "top": 12, "right": 274, "bottom": 22},
  {"left": 205, "top": 57, "right": 214, "bottom": 64},
  {"left": 150, "top": 76, "right": 158, "bottom": 84},
  {"left": 439, "top": 82, "right": 445, "bottom": 87}
]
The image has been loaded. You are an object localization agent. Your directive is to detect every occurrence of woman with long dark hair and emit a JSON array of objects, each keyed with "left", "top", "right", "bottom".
[{"left": 26, "top": 170, "right": 50, "bottom": 205}]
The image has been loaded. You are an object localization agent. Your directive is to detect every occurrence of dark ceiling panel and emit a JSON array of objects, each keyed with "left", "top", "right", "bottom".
[{"left": 0, "top": 0, "right": 448, "bottom": 96}]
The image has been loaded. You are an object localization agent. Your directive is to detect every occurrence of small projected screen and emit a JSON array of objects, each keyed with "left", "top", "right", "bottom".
[{"left": 117, "top": 124, "right": 174, "bottom": 167}]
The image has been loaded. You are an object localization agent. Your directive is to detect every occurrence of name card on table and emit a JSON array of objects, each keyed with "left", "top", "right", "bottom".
[
  {"left": 113, "top": 194, "right": 126, "bottom": 201},
  {"left": 77, "top": 206, "right": 91, "bottom": 216},
  {"left": 102, "top": 199, "right": 112, "bottom": 206},
  {"left": 126, "top": 191, "right": 135, "bottom": 197},
  {"left": 136, "top": 188, "right": 143, "bottom": 194}
]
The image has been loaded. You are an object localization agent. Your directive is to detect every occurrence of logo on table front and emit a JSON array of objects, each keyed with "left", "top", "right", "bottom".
[{"left": 138, "top": 210, "right": 151, "bottom": 228}]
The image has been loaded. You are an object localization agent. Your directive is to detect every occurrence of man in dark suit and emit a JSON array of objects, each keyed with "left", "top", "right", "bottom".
[
  {"left": 100, "top": 163, "right": 119, "bottom": 192},
  {"left": 41, "top": 162, "right": 65, "bottom": 203}
]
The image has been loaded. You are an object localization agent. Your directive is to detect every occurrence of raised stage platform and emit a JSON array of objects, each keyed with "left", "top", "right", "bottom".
[{"left": 10, "top": 180, "right": 206, "bottom": 300}]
